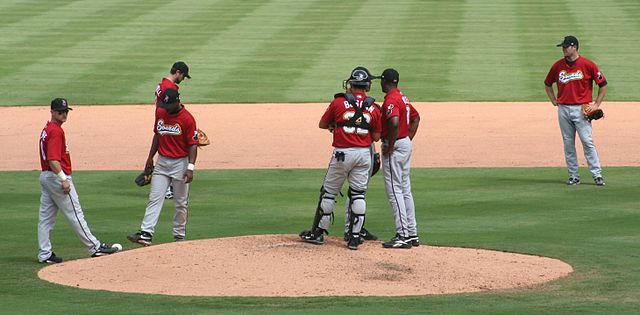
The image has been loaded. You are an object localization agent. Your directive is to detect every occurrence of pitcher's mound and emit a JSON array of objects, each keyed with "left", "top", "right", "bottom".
[{"left": 38, "top": 234, "right": 572, "bottom": 297}]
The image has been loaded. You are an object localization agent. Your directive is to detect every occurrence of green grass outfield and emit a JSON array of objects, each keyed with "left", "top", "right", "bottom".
[
  {"left": 1, "top": 0, "right": 639, "bottom": 105},
  {"left": 1, "top": 168, "right": 639, "bottom": 314}
]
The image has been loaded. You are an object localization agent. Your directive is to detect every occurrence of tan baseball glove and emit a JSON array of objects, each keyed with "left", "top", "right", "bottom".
[
  {"left": 197, "top": 128, "right": 210, "bottom": 146},
  {"left": 582, "top": 104, "right": 604, "bottom": 122}
]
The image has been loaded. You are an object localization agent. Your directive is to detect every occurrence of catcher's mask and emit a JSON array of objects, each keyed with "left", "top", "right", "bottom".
[{"left": 343, "top": 66, "right": 375, "bottom": 90}]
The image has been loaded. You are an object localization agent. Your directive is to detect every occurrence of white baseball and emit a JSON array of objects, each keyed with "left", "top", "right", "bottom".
[{"left": 112, "top": 243, "right": 123, "bottom": 251}]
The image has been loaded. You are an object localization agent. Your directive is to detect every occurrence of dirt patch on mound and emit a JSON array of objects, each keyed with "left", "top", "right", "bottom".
[{"left": 38, "top": 234, "right": 573, "bottom": 297}]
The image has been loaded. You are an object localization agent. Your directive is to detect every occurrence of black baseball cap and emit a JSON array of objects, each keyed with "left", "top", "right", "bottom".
[
  {"left": 380, "top": 68, "right": 399, "bottom": 83},
  {"left": 557, "top": 36, "right": 579, "bottom": 48},
  {"left": 51, "top": 98, "right": 72, "bottom": 111},
  {"left": 159, "top": 88, "right": 180, "bottom": 108},
  {"left": 171, "top": 61, "right": 191, "bottom": 79}
]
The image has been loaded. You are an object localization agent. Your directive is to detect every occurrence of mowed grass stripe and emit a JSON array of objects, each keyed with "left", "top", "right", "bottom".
[
  {"left": 512, "top": 1, "right": 574, "bottom": 100},
  {"left": 447, "top": 0, "right": 528, "bottom": 101},
  {"left": 4, "top": 0, "right": 225, "bottom": 105},
  {"left": 567, "top": 0, "right": 640, "bottom": 101},
  {"left": 127, "top": 0, "right": 317, "bottom": 104},
  {"left": 68, "top": 0, "right": 268, "bottom": 105},
  {"left": 0, "top": 0, "right": 77, "bottom": 27},
  {"left": 368, "top": 1, "right": 466, "bottom": 101},
  {"left": 199, "top": 0, "right": 365, "bottom": 103}
]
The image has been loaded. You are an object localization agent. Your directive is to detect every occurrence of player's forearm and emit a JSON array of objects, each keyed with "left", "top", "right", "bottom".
[
  {"left": 188, "top": 144, "right": 198, "bottom": 165},
  {"left": 594, "top": 85, "right": 607, "bottom": 107},
  {"left": 409, "top": 118, "right": 420, "bottom": 140},
  {"left": 544, "top": 85, "right": 557, "bottom": 105},
  {"left": 146, "top": 134, "right": 159, "bottom": 161},
  {"left": 48, "top": 160, "right": 63, "bottom": 174}
]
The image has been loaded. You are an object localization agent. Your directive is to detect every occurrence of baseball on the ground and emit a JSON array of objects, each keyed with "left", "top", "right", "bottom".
[{"left": 112, "top": 243, "right": 123, "bottom": 251}]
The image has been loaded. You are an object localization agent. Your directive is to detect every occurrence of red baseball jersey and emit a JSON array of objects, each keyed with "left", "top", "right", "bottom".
[
  {"left": 381, "top": 88, "right": 420, "bottom": 139},
  {"left": 544, "top": 56, "right": 607, "bottom": 104},
  {"left": 155, "top": 78, "right": 179, "bottom": 107},
  {"left": 320, "top": 92, "right": 381, "bottom": 148},
  {"left": 39, "top": 121, "right": 72, "bottom": 174},
  {"left": 154, "top": 106, "right": 198, "bottom": 158}
]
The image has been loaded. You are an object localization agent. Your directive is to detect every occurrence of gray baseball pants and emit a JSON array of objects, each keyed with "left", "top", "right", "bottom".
[
  {"left": 382, "top": 137, "right": 417, "bottom": 238},
  {"left": 557, "top": 105, "right": 602, "bottom": 179},
  {"left": 140, "top": 155, "right": 189, "bottom": 238},
  {"left": 38, "top": 171, "right": 102, "bottom": 262}
]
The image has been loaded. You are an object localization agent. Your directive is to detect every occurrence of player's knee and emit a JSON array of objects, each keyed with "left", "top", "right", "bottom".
[
  {"left": 351, "top": 199, "right": 366, "bottom": 214},
  {"left": 320, "top": 192, "right": 336, "bottom": 214}
]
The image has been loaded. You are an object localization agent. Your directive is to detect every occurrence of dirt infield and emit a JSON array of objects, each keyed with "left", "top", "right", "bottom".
[
  {"left": 17, "top": 102, "right": 637, "bottom": 296},
  {"left": 39, "top": 234, "right": 573, "bottom": 297},
  {"left": 2, "top": 102, "right": 639, "bottom": 171}
]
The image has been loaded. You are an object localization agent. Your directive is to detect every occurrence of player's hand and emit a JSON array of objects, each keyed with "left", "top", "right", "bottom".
[
  {"left": 584, "top": 102, "right": 598, "bottom": 113},
  {"left": 145, "top": 159, "right": 154, "bottom": 170},
  {"left": 61, "top": 180, "right": 71, "bottom": 194},
  {"left": 382, "top": 143, "right": 394, "bottom": 155},
  {"left": 184, "top": 170, "right": 193, "bottom": 184}
]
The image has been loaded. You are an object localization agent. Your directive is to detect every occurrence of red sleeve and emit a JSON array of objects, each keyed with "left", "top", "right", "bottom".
[
  {"left": 544, "top": 63, "right": 557, "bottom": 86},
  {"left": 591, "top": 62, "right": 606, "bottom": 85},
  {"left": 320, "top": 100, "right": 336, "bottom": 124},
  {"left": 46, "top": 128, "right": 63, "bottom": 161},
  {"left": 409, "top": 104, "right": 420, "bottom": 121},
  {"left": 383, "top": 100, "right": 400, "bottom": 119},
  {"left": 185, "top": 114, "right": 199, "bottom": 146}
]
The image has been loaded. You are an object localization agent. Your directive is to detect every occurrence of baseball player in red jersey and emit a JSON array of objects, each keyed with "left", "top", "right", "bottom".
[
  {"left": 37, "top": 98, "right": 120, "bottom": 263},
  {"left": 379, "top": 69, "right": 421, "bottom": 249},
  {"left": 544, "top": 36, "right": 607, "bottom": 186},
  {"left": 155, "top": 61, "right": 191, "bottom": 199},
  {"left": 300, "top": 67, "right": 382, "bottom": 250},
  {"left": 128, "top": 88, "right": 199, "bottom": 246}
]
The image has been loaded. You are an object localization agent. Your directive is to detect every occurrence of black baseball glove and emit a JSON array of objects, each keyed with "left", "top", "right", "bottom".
[
  {"left": 371, "top": 152, "right": 381, "bottom": 176},
  {"left": 582, "top": 104, "right": 604, "bottom": 122},
  {"left": 134, "top": 165, "right": 154, "bottom": 187}
]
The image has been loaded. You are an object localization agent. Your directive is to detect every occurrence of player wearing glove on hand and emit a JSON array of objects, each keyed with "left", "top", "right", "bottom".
[
  {"left": 128, "top": 88, "right": 199, "bottom": 246},
  {"left": 544, "top": 36, "right": 608, "bottom": 186}
]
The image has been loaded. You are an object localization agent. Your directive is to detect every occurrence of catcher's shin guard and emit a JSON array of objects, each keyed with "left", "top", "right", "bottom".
[
  {"left": 347, "top": 187, "right": 366, "bottom": 236},
  {"left": 310, "top": 186, "right": 335, "bottom": 232}
]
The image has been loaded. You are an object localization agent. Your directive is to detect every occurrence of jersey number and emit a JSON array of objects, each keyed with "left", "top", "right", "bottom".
[{"left": 341, "top": 112, "right": 371, "bottom": 134}]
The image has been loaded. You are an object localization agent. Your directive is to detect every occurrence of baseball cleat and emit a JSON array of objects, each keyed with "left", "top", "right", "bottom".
[
  {"left": 347, "top": 235, "right": 363, "bottom": 250},
  {"left": 360, "top": 227, "right": 378, "bottom": 240},
  {"left": 407, "top": 235, "right": 420, "bottom": 247},
  {"left": 566, "top": 177, "right": 581, "bottom": 185},
  {"left": 594, "top": 177, "right": 605, "bottom": 186},
  {"left": 299, "top": 229, "right": 325, "bottom": 245},
  {"left": 174, "top": 235, "right": 185, "bottom": 242},
  {"left": 382, "top": 235, "right": 412, "bottom": 249},
  {"left": 91, "top": 243, "right": 119, "bottom": 257},
  {"left": 127, "top": 231, "right": 153, "bottom": 246},
  {"left": 41, "top": 252, "right": 63, "bottom": 264}
]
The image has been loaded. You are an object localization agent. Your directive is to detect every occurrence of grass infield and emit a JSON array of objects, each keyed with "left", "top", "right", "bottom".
[
  {"left": 1, "top": 0, "right": 639, "bottom": 105},
  {"left": 0, "top": 168, "right": 639, "bottom": 314}
]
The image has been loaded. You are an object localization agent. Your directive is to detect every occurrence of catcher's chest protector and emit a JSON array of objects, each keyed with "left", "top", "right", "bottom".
[{"left": 335, "top": 93, "right": 375, "bottom": 131}]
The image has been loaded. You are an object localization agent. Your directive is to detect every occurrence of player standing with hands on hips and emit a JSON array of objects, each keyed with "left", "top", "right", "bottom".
[
  {"left": 544, "top": 36, "right": 607, "bottom": 186},
  {"left": 379, "top": 69, "right": 421, "bottom": 249},
  {"left": 299, "top": 66, "right": 381, "bottom": 250},
  {"left": 128, "top": 88, "right": 199, "bottom": 246},
  {"left": 156, "top": 61, "right": 191, "bottom": 199},
  {"left": 37, "top": 98, "right": 120, "bottom": 263}
]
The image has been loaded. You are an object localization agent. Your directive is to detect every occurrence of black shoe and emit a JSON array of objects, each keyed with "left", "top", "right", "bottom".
[
  {"left": 382, "top": 234, "right": 412, "bottom": 249},
  {"left": 360, "top": 227, "right": 378, "bottom": 240},
  {"left": 407, "top": 235, "right": 420, "bottom": 247},
  {"left": 41, "top": 252, "right": 63, "bottom": 264},
  {"left": 566, "top": 177, "right": 580, "bottom": 185},
  {"left": 127, "top": 231, "right": 153, "bottom": 246},
  {"left": 594, "top": 177, "right": 605, "bottom": 186},
  {"left": 299, "top": 229, "right": 325, "bottom": 245},
  {"left": 347, "top": 235, "right": 363, "bottom": 250},
  {"left": 91, "top": 243, "right": 120, "bottom": 257},
  {"left": 174, "top": 235, "right": 185, "bottom": 242}
]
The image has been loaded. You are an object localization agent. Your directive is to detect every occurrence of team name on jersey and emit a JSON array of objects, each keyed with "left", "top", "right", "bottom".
[
  {"left": 156, "top": 120, "right": 182, "bottom": 135},
  {"left": 558, "top": 70, "right": 584, "bottom": 84}
]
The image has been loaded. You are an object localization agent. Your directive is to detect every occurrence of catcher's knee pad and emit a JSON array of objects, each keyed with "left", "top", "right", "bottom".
[
  {"left": 348, "top": 187, "right": 366, "bottom": 214},
  {"left": 320, "top": 191, "right": 337, "bottom": 214}
]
